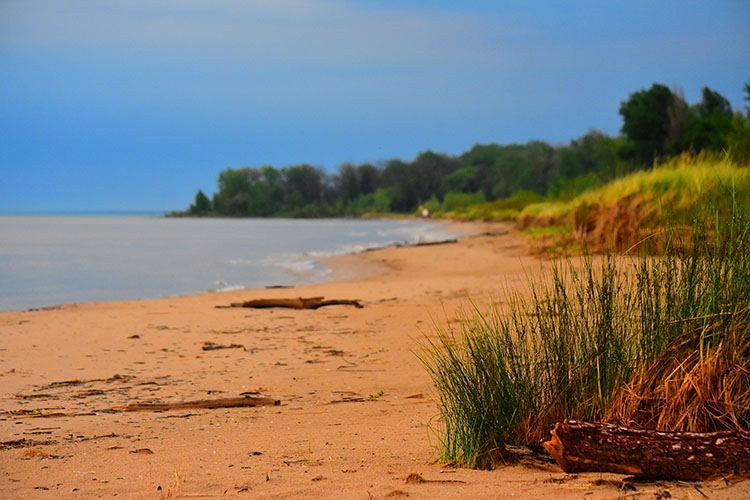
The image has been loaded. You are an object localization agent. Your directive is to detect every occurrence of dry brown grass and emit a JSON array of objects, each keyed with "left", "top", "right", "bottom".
[{"left": 608, "top": 311, "right": 750, "bottom": 432}]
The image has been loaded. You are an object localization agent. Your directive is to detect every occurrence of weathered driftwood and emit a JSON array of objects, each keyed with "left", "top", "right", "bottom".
[
  {"left": 217, "top": 296, "right": 363, "bottom": 310},
  {"left": 116, "top": 396, "right": 280, "bottom": 412},
  {"left": 399, "top": 238, "right": 458, "bottom": 248},
  {"left": 202, "top": 341, "right": 244, "bottom": 351},
  {"left": 542, "top": 420, "right": 750, "bottom": 480}
]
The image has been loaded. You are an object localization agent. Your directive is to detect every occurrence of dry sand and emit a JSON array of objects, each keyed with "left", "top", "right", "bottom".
[{"left": 1, "top": 222, "right": 747, "bottom": 499}]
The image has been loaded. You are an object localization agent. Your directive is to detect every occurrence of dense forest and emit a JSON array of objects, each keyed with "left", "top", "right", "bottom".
[{"left": 176, "top": 82, "right": 750, "bottom": 218}]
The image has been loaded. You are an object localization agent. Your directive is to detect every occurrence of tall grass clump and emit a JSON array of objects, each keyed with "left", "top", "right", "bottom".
[
  {"left": 419, "top": 255, "right": 636, "bottom": 468},
  {"left": 420, "top": 182, "right": 749, "bottom": 469},
  {"left": 608, "top": 205, "right": 750, "bottom": 432}
]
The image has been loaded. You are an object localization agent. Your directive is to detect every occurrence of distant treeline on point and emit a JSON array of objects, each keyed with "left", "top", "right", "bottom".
[{"left": 173, "top": 82, "right": 750, "bottom": 218}]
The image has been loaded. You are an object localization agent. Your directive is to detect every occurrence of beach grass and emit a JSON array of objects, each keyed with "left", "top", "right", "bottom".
[
  {"left": 419, "top": 162, "right": 750, "bottom": 469},
  {"left": 518, "top": 152, "right": 750, "bottom": 251},
  {"left": 426, "top": 190, "right": 545, "bottom": 221}
]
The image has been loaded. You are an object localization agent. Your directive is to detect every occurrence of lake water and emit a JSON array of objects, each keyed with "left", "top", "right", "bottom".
[{"left": 0, "top": 216, "right": 460, "bottom": 312}]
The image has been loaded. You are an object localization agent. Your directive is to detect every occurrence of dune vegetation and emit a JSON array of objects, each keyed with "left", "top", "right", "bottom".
[
  {"left": 419, "top": 156, "right": 750, "bottom": 470},
  {"left": 518, "top": 152, "right": 750, "bottom": 251}
]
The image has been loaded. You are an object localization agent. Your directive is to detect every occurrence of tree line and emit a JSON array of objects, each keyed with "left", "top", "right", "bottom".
[{"left": 179, "top": 81, "right": 750, "bottom": 217}]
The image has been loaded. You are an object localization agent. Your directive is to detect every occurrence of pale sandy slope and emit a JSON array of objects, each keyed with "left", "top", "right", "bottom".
[{"left": 1, "top": 222, "right": 746, "bottom": 499}]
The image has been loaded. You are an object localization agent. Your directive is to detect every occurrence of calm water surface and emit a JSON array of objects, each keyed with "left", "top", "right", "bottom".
[{"left": 0, "top": 216, "right": 459, "bottom": 312}]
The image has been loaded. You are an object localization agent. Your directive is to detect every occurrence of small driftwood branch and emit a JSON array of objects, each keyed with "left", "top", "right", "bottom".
[
  {"left": 116, "top": 396, "right": 280, "bottom": 412},
  {"left": 216, "top": 296, "right": 363, "bottom": 310},
  {"left": 543, "top": 420, "right": 750, "bottom": 480},
  {"left": 399, "top": 238, "right": 458, "bottom": 248},
  {"left": 202, "top": 341, "right": 244, "bottom": 351}
]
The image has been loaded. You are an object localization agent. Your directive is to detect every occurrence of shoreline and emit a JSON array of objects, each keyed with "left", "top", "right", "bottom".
[
  {"left": 1, "top": 223, "right": 747, "bottom": 499},
  {"left": 0, "top": 217, "right": 464, "bottom": 314}
]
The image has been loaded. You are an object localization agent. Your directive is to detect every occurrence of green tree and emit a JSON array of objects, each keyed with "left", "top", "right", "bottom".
[
  {"left": 335, "top": 163, "right": 360, "bottom": 203},
  {"left": 188, "top": 189, "right": 212, "bottom": 215},
  {"left": 283, "top": 164, "right": 325, "bottom": 207},
  {"left": 695, "top": 86, "right": 732, "bottom": 118},
  {"left": 556, "top": 130, "right": 629, "bottom": 182},
  {"left": 381, "top": 159, "right": 417, "bottom": 212},
  {"left": 725, "top": 81, "right": 750, "bottom": 165},
  {"left": 261, "top": 166, "right": 285, "bottom": 212},
  {"left": 460, "top": 143, "right": 504, "bottom": 199},
  {"left": 357, "top": 163, "right": 379, "bottom": 195},
  {"left": 619, "top": 83, "right": 676, "bottom": 165},
  {"left": 725, "top": 114, "right": 750, "bottom": 165},
  {"left": 490, "top": 142, "right": 553, "bottom": 198},
  {"left": 410, "top": 150, "right": 461, "bottom": 203},
  {"left": 372, "top": 188, "right": 394, "bottom": 212},
  {"left": 213, "top": 168, "right": 254, "bottom": 215},
  {"left": 681, "top": 86, "right": 734, "bottom": 153},
  {"left": 439, "top": 167, "right": 475, "bottom": 196}
]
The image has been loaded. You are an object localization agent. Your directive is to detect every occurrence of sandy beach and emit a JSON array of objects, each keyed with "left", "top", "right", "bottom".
[{"left": 1, "top": 222, "right": 747, "bottom": 499}]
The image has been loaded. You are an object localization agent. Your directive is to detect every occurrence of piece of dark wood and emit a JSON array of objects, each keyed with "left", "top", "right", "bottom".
[
  {"left": 399, "top": 238, "right": 458, "bottom": 247},
  {"left": 202, "top": 341, "right": 244, "bottom": 351},
  {"left": 116, "top": 396, "right": 280, "bottom": 412},
  {"left": 217, "top": 297, "right": 363, "bottom": 309},
  {"left": 542, "top": 420, "right": 750, "bottom": 480}
]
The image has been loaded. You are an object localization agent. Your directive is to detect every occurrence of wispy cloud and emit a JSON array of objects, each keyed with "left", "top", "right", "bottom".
[{"left": 2, "top": 0, "right": 515, "bottom": 68}]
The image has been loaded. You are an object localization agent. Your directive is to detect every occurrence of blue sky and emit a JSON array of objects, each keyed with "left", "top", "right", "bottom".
[{"left": 1, "top": 0, "right": 748, "bottom": 212}]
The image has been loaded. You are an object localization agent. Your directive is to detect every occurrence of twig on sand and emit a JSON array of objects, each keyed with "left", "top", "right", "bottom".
[
  {"left": 404, "top": 473, "right": 465, "bottom": 484},
  {"left": 216, "top": 297, "right": 364, "bottom": 310}
]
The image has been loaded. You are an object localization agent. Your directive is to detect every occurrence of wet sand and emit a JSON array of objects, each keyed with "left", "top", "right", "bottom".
[{"left": 1, "top": 222, "right": 747, "bottom": 499}]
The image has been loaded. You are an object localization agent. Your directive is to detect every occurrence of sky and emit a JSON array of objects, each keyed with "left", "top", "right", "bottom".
[{"left": 1, "top": 0, "right": 748, "bottom": 212}]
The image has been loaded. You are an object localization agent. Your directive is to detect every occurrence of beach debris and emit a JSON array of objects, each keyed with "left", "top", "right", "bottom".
[
  {"left": 477, "top": 230, "right": 510, "bottom": 237},
  {"left": 327, "top": 390, "right": 386, "bottom": 403},
  {"left": 202, "top": 341, "right": 245, "bottom": 351},
  {"left": 328, "top": 391, "right": 365, "bottom": 404},
  {"left": 216, "top": 296, "right": 364, "bottom": 310},
  {"left": 1, "top": 438, "right": 57, "bottom": 449},
  {"left": 69, "top": 433, "right": 118, "bottom": 443},
  {"left": 400, "top": 238, "right": 458, "bottom": 247},
  {"left": 36, "top": 374, "right": 134, "bottom": 390},
  {"left": 3, "top": 409, "right": 72, "bottom": 418},
  {"left": 385, "top": 489, "right": 410, "bottom": 497},
  {"left": 543, "top": 420, "right": 750, "bottom": 480},
  {"left": 115, "top": 395, "right": 280, "bottom": 412},
  {"left": 403, "top": 473, "right": 465, "bottom": 484},
  {"left": 360, "top": 238, "right": 459, "bottom": 253},
  {"left": 1, "top": 433, "right": 115, "bottom": 448}
]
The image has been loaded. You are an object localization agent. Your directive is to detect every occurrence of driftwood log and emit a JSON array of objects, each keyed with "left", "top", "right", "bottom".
[
  {"left": 116, "top": 396, "right": 280, "bottom": 412},
  {"left": 543, "top": 420, "right": 750, "bottom": 480},
  {"left": 217, "top": 296, "right": 363, "bottom": 310}
]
